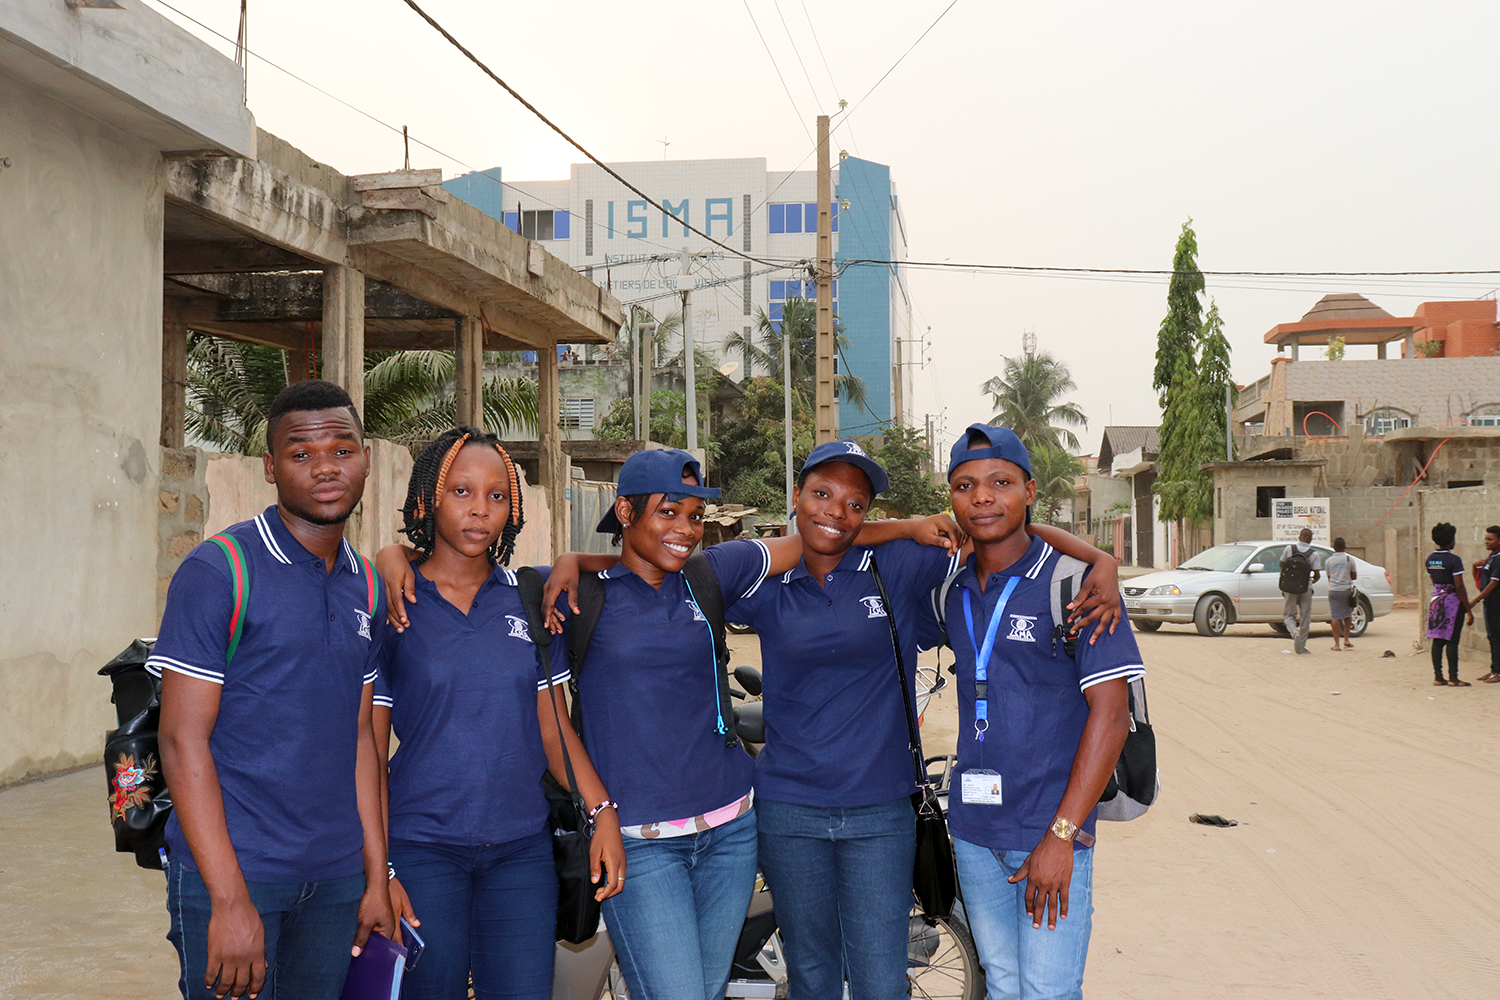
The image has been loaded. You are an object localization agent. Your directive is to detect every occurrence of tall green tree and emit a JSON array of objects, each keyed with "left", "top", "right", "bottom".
[
  {"left": 871, "top": 425, "right": 948, "bottom": 518},
  {"left": 724, "top": 298, "right": 869, "bottom": 415},
  {"left": 1028, "top": 444, "right": 1083, "bottom": 526},
  {"left": 1153, "top": 219, "right": 1205, "bottom": 406},
  {"left": 1157, "top": 300, "right": 1236, "bottom": 525},
  {"left": 184, "top": 333, "right": 537, "bottom": 455},
  {"left": 981, "top": 351, "right": 1088, "bottom": 453}
]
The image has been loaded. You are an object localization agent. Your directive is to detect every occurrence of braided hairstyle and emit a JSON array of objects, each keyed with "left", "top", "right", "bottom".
[{"left": 401, "top": 426, "right": 525, "bottom": 566}]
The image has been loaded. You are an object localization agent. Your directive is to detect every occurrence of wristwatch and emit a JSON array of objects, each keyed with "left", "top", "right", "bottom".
[{"left": 1050, "top": 816, "right": 1096, "bottom": 848}]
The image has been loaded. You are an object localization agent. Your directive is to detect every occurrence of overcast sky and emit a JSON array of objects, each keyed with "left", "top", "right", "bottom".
[{"left": 148, "top": 0, "right": 1500, "bottom": 453}]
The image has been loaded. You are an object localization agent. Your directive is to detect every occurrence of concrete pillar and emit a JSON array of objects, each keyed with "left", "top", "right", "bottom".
[
  {"left": 321, "top": 265, "right": 365, "bottom": 417},
  {"left": 1404, "top": 330, "right": 1415, "bottom": 359},
  {"left": 1376, "top": 340, "right": 1387, "bottom": 360},
  {"left": 161, "top": 314, "right": 187, "bottom": 449},
  {"left": 454, "top": 315, "right": 485, "bottom": 428},
  {"left": 537, "top": 344, "right": 567, "bottom": 559},
  {"left": 1289, "top": 336, "right": 1300, "bottom": 361}
]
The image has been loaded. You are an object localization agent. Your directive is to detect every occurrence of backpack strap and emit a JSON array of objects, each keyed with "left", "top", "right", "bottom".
[
  {"left": 206, "top": 534, "right": 250, "bottom": 665},
  {"left": 564, "top": 571, "right": 607, "bottom": 738},
  {"left": 683, "top": 552, "right": 738, "bottom": 748},
  {"left": 931, "top": 567, "right": 965, "bottom": 649},
  {"left": 357, "top": 553, "right": 380, "bottom": 618},
  {"left": 517, "top": 567, "right": 586, "bottom": 806},
  {"left": 1049, "top": 555, "right": 1089, "bottom": 660}
]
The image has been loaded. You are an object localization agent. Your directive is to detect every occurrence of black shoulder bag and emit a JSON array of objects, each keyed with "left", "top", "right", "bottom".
[
  {"left": 870, "top": 556, "right": 957, "bottom": 919},
  {"left": 517, "top": 567, "right": 602, "bottom": 945}
]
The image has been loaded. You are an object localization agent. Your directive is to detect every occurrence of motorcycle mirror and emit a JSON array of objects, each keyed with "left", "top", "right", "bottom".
[{"left": 733, "top": 665, "right": 763, "bottom": 697}]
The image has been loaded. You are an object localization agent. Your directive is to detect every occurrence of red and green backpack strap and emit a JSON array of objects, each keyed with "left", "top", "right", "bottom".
[
  {"left": 206, "top": 534, "right": 250, "bottom": 664},
  {"left": 359, "top": 553, "right": 380, "bottom": 618}
]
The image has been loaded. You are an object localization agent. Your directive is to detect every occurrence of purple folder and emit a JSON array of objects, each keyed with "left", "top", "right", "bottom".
[{"left": 339, "top": 931, "right": 407, "bottom": 1000}]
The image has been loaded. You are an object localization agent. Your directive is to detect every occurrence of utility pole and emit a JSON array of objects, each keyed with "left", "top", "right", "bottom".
[
  {"left": 630, "top": 305, "right": 641, "bottom": 440},
  {"left": 680, "top": 248, "right": 698, "bottom": 454},
  {"left": 814, "top": 113, "right": 837, "bottom": 444},
  {"left": 1225, "top": 383, "right": 1234, "bottom": 462},
  {"left": 640, "top": 315, "right": 653, "bottom": 441},
  {"left": 785, "top": 320, "right": 795, "bottom": 533}
]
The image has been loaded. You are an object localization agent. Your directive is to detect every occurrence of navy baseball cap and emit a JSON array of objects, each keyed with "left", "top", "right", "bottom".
[
  {"left": 596, "top": 448, "right": 721, "bottom": 534},
  {"left": 947, "top": 423, "right": 1033, "bottom": 481},
  {"left": 800, "top": 438, "right": 889, "bottom": 495}
]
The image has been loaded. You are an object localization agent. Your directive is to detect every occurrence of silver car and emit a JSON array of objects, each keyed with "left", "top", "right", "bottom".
[{"left": 1121, "top": 541, "right": 1396, "bottom": 638}]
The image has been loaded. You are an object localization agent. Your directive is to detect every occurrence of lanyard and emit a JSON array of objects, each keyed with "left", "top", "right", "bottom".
[{"left": 962, "top": 576, "right": 1019, "bottom": 743}]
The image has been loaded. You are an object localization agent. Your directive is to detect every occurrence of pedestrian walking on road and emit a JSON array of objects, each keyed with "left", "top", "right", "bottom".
[
  {"left": 1426, "top": 522, "right": 1475, "bottom": 687},
  {"left": 1325, "top": 537, "right": 1357, "bottom": 652},
  {"left": 1280, "top": 528, "right": 1322, "bottom": 655},
  {"left": 1471, "top": 525, "right": 1500, "bottom": 683}
]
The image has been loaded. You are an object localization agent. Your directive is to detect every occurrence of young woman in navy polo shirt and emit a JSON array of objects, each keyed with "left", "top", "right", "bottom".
[{"left": 370, "top": 428, "right": 624, "bottom": 1000}]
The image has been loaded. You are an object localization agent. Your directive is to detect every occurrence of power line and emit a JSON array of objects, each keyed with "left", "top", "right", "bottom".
[
  {"left": 743, "top": 0, "right": 815, "bottom": 145},
  {"left": 772, "top": 0, "right": 825, "bottom": 111},
  {"left": 840, "top": 259, "right": 1500, "bottom": 278},
  {"left": 400, "top": 0, "right": 784, "bottom": 267},
  {"left": 841, "top": 0, "right": 960, "bottom": 126}
]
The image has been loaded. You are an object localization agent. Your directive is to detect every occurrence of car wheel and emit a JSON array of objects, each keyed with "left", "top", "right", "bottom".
[
  {"left": 1193, "top": 595, "right": 1229, "bottom": 637},
  {"left": 1270, "top": 621, "right": 1290, "bottom": 637},
  {"left": 1348, "top": 597, "right": 1371, "bottom": 638},
  {"left": 1134, "top": 620, "right": 1162, "bottom": 633}
]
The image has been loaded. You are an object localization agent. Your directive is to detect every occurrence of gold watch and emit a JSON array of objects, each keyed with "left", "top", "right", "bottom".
[{"left": 1049, "top": 815, "right": 1096, "bottom": 848}]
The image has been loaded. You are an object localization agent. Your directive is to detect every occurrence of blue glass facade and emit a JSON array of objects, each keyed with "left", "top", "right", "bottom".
[
  {"left": 834, "top": 158, "right": 893, "bottom": 434},
  {"left": 441, "top": 168, "right": 505, "bottom": 222}
]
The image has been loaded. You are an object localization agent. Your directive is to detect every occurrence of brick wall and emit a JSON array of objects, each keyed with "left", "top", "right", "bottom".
[{"left": 1414, "top": 486, "right": 1498, "bottom": 659}]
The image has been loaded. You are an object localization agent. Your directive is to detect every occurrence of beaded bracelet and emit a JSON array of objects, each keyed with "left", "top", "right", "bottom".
[{"left": 588, "top": 800, "right": 619, "bottom": 822}]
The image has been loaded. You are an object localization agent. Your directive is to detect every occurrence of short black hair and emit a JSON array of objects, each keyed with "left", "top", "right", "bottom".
[
  {"left": 1487, "top": 525, "right": 1500, "bottom": 538},
  {"left": 267, "top": 380, "right": 362, "bottom": 446},
  {"left": 612, "top": 494, "right": 656, "bottom": 547},
  {"left": 1333, "top": 537, "right": 1346, "bottom": 551},
  {"left": 1432, "top": 521, "right": 1457, "bottom": 549}
]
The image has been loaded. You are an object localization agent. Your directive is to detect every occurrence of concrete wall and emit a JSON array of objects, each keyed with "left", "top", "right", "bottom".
[
  {"left": 1415, "top": 486, "right": 1498, "bottom": 658},
  {"left": 0, "top": 83, "right": 167, "bottom": 784}
]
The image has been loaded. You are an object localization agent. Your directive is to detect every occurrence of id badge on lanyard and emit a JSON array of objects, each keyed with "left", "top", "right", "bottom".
[{"left": 960, "top": 578, "right": 1019, "bottom": 806}]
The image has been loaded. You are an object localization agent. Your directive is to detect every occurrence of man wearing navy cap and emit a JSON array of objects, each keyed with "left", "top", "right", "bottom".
[{"left": 940, "top": 423, "right": 1144, "bottom": 1000}]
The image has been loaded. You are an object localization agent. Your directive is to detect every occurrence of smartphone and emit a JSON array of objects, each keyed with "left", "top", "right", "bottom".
[{"left": 400, "top": 917, "right": 426, "bottom": 971}]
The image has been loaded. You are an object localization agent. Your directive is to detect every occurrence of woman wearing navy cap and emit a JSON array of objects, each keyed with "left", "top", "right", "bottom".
[{"left": 369, "top": 427, "right": 624, "bottom": 1000}]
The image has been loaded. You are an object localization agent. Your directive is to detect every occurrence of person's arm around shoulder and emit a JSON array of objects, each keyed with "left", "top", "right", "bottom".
[
  {"left": 375, "top": 544, "right": 418, "bottom": 632},
  {"left": 543, "top": 553, "right": 622, "bottom": 629},
  {"left": 1027, "top": 523, "right": 1123, "bottom": 639}
]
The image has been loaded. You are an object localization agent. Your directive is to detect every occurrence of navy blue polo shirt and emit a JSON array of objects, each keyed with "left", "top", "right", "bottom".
[
  {"left": 372, "top": 563, "right": 569, "bottom": 846},
  {"left": 1481, "top": 552, "right": 1500, "bottom": 606},
  {"left": 943, "top": 536, "right": 1145, "bottom": 853},
  {"left": 1427, "top": 550, "right": 1464, "bottom": 585},
  {"left": 148, "top": 506, "right": 386, "bottom": 882},
  {"left": 572, "top": 540, "right": 771, "bottom": 828},
  {"left": 728, "top": 539, "right": 959, "bottom": 808}
]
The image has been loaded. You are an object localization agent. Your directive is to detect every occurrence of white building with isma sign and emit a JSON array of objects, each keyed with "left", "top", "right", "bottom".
[{"left": 446, "top": 155, "right": 917, "bottom": 436}]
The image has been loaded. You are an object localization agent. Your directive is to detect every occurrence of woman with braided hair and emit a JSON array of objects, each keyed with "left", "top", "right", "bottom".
[{"left": 370, "top": 426, "right": 624, "bottom": 1000}]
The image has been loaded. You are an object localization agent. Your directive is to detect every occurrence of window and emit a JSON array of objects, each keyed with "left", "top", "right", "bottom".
[
  {"left": 1255, "top": 486, "right": 1285, "bottom": 518},
  {"left": 768, "top": 203, "right": 838, "bottom": 235},
  {"left": 502, "top": 209, "right": 569, "bottom": 241},
  {"left": 560, "top": 398, "right": 595, "bottom": 430},
  {"left": 1448, "top": 480, "right": 1483, "bottom": 489},
  {"left": 1250, "top": 547, "right": 1284, "bottom": 573},
  {"left": 767, "top": 278, "right": 837, "bottom": 335},
  {"left": 1364, "top": 407, "right": 1411, "bottom": 436},
  {"left": 1466, "top": 404, "right": 1500, "bottom": 427}
]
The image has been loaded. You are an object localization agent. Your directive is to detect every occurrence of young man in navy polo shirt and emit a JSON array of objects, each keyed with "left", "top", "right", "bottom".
[
  {"left": 153, "top": 381, "right": 396, "bottom": 1000},
  {"left": 941, "top": 424, "right": 1143, "bottom": 1000}
]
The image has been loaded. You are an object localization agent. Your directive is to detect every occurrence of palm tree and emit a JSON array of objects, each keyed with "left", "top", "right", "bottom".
[
  {"left": 612, "top": 309, "right": 681, "bottom": 368},
  {"left": 185, "top": 332, "right": 537, "bottom": 455},
  {"left": 723, "top": 298, "right": 869, "bottom": 415},
  {"left": 1027, "top": 444, "right": 1083, "bottom": 525},
  {"left": 981, "top": 351, "right": 1087, "bottom": 453}
]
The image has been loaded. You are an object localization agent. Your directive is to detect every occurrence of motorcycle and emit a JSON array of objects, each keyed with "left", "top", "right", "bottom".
[{"left": 547, "top": 666, "right": 983, "bottom": 1000}]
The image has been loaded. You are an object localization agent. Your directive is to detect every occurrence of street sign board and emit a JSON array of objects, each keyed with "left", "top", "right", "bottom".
[{"left": 1272, "top": 497, "right": 1331, "bottom": 545}]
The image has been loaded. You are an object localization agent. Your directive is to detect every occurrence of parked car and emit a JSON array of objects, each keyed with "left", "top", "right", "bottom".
[{"left": 1121, "top": 541, "right": 1396, "bottom": 638}]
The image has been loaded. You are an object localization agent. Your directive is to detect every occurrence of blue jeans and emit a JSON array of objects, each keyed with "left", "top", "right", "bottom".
[
  {"left": 952, "top": 838, "right": 1094, "bottom": 1000},
  {"left": 166, "top": 859, "right": 365, "bottom": 1000},
  {"left": 601, "top": 809, "right": 758, "bottom": 1000},
  {"left": 388, "top": 831, "right": 557, "bottom": 1000},
  {"left": 756, "top": 797, "right": 915, "bottom": 1000}
]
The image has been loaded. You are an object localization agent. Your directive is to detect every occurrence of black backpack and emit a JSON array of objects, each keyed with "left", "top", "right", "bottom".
[
  {"left": 99, "top": 639, "right": 173, "bottom": 870},
  {"left": 551, "top": 553, "right": 739, "bottom": 748},
  {"left": 931, "top": 555, "right": 1158, "bottom": 822},
  {"left": 1279, "top": 547, "right": 1313, "bottom": 595}
]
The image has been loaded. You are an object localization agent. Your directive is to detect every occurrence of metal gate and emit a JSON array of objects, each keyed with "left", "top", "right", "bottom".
[{"left": 569, "top": 480, "right": 619, "bottom": 555}]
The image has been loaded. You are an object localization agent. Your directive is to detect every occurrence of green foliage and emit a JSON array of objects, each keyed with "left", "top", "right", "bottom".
[
  {"left": 1157, "top": 300, "right": 1236, "bottom": 525},
  {"left": 713, "top": 377, "right": 813, "bottom": 511},
  {"left": 1153, "top": 219, "right": 1205, "bottom": 404},
  {"left": 184, "top": 333, "right": 537, "bottom": 456},
  {"left": 724, "top": 298, "right": 869, "bottom": 416},
  {"left": 1028, "top": 444, "right": 1083, "bottom": 526},
  {"left": 981, "top": 351, "right": 1087, "bottom": 453},
  {"left": 1325, "top": 335, "right": 1346, "bottom": 362},
  {"left": 872, "top": 426, "right": 948, "bottom": 518}
]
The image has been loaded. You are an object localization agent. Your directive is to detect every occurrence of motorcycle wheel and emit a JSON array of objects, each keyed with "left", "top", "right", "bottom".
[{"left": 908, "top": 903, "right": 984, "bottom": 1000}]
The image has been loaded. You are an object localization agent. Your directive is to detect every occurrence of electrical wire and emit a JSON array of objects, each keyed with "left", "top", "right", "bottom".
[
  {"left": 840, "top": 0, "right": 960, "bottom": 127},
  {"left": 772, "top": 0, "right": 825, "bottom": 111},
  {"left": 743, "top": 0, "right": 814, "bottom": 145},
  {"left": 399, "top": 0, "right": 784, "bottom": 267},
  {"left": 839, "top": 259, "right": 1500, "bottom": 278}
]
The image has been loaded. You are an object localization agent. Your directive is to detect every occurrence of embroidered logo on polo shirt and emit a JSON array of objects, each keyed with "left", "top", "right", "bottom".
[
  {"left": 859, "top": 595, "right": 888, "bottom": 618},
  {"left": 354, "top": 610, "right": 372, "bottom": 641},
  {"left": 1005, "top": 615, "right": 1038, "bottom": 643},
  {"left": 505, "top": 614, "right": 533, "bottom": 642},
  {"left": 685, "top": 600, "right": 707, "bottom": 621}
]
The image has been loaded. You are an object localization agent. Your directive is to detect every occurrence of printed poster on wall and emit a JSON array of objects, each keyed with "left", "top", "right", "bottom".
[{"left": 1272, "top": 498, "right": 1331, "bottom": 545}]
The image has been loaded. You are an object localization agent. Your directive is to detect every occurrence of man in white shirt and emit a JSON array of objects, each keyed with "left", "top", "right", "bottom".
[{"left": 1280, "top": 528, "right": 1323, "bottom": 655}]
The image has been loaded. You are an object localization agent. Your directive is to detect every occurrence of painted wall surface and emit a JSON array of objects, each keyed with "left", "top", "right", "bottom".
[
  {"left": 1415, "top": 486, "right": 1496, "bottom": 658},
  {"left": 0, "top": 83, "right": 165, "bottom": 784},
  {"left": 836, "top": 157, "right": 893, "bottom": 435}
]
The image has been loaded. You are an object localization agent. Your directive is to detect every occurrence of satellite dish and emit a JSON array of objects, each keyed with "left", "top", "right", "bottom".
[{"left": 719, "top": 361, "right": 740, "bottom": 378}]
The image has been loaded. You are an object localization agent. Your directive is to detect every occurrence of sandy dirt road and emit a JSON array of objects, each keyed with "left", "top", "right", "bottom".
[{"left": 4, "top": 609, "right": 1497, "bottom": 999}]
